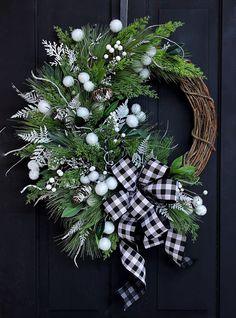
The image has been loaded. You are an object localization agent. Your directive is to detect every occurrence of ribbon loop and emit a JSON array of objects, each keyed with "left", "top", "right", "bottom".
[
  {"left": 139, "top": 158, "right": 168, "bottom": 185},
  {"left": 144, "top": 178, "right": 178, "bottom": 202}
]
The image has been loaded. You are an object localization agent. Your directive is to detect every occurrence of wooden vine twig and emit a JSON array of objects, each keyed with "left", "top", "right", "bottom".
[{"left": 179, "top": 78, "right": 217, "bottom": 176}]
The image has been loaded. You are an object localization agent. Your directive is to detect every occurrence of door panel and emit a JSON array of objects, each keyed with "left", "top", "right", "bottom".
[{"left": 0, "top": 0, "right": 232, "bottom": 317}]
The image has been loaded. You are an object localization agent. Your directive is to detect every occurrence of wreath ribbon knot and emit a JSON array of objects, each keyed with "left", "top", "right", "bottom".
[{"left": 103, "top": 157, "right": 193, "bottom": 310}]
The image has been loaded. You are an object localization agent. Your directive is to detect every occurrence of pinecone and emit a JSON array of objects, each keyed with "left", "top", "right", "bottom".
[
  {"left": 92, "top": 87, "right": 113, "bottom": 102},
  {"left": 72, "top": 185, "right": 92, "bottom": 203}
]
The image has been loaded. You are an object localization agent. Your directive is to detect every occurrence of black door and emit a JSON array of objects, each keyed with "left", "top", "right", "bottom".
[{"left": 0, "top": 1, "right": 235, "bottom": 317}]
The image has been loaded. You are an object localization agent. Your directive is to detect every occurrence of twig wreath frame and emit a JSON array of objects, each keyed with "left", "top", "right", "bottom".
[{"left": 5, "top": 17, "right": 217, "bottom": 310}]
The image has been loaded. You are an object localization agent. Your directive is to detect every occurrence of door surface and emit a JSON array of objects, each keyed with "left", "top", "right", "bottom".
[{"left": 0, "top": 1, "right": 235, "bottom": 318}]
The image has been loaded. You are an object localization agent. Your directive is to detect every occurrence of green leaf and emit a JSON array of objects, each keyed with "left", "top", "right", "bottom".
[
  {"left": 177, "top": 165, "right": 196, "bottom": 176},
  {"left": 61, "top": 205, "right": 81, "bottom": 218},
  {"left": 170, "top": 156, "right": 183, "bottom": 172}
]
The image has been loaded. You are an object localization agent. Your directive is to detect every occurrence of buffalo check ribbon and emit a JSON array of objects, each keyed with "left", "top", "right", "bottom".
[{"left": 103, "top": 157, "right": 193, "bottom": 310}]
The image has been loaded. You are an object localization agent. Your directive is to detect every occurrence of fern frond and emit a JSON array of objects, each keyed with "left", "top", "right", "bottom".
[
  {"left": 18, "top": 126, "right": 51, "bottom": 144},
  {"left": 11, "top": 105, "right": 38, "bottom": 119}
]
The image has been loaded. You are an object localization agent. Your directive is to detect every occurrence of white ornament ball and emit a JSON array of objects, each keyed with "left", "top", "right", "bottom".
[
  {"left": 104, "top": 54, "right": 109, "bottom": 59},
  {"left": 118, "top": 45, "right": 123, "bottom": 51},
  {"left": 88, "top": 170, "right": 99, "bottom": 182},
  {"left": 51, "top": 187, "right": 57, "bottom": 193},
  {"left": 27, "top": 160, "right": 39, "bottom": 171},
  {"left": 136, "top": 111, "right": 147, "bottom": 123},
  {"left": 106, "top": 176, "right": 118, "bottom": 190},
  {"left": 116, "top": 40, "right": 121, "bottom": 45},
  {"left": 126, "top": 114, "right": 139, "bottom": 128},
  {"left": 116, "top": 56, "right": 121, "bottom": 61},
  {"left": 131, "top": 103, "right": 141, "bottom": 115},
  {"left": 139, "top": 68, "right": 150, "bottom": 80},
  {"left": 195, "top": 205, "right": 207, "bottom": 216},
  {"left": 86, "top": 132, "right": 98, "bottom": 145},
  {"left": 95, "top": 182, "right": 108, "bottom": 196},
  {"left": 78, "top": 72, "right": 90, "bottom": 84},
  {"left": 192, "top": 196, "right": 203, "bottom": 208},
  {"left": 203, "top": 190, "right": 208, "bottom": 196},
  {"left": 121, "top": 133, "right": 126, "bottom": 138},
  {"left": 83, "top": 81, "right": 95, "bottom": 92},
  {"left": 76, "top": 107, "right": 90, "bottom": 120},
  {"left": 114, "top": 127, "right": 120, "bottom": 132},
  {"left": 29, "top": 170, "right": 39, "bottom": 180},
  {"left": 80, "top": 175, "right": 90, "bottom": 185},
  {"left": 146, "top": 46, "right": 157, "bottom": 57},
  {"left": 109, "top": 47, "right": 115, "bottom": 53},
  {"left": 114, "top": 44, "right": 119, "bottom": 49},
  {"left": 109, "top": 19, "right": 123, "bottom": 33},
  {"left": 103, "top": 170, "right": 108, "bottom": 175},
  {"left": 56, "top": 169, "right": 64, "bottom": 177},
  {"left": 89, "top": 166, "right": 96, "bottom": 172},
  {"left": 103, "top": 221, "right": 115, "bottom": 235},
  {"left": 98, "top": 237, "right": 111, "bottom": 251},
  {"left": 38, "top": 100, "right": 51, "bottom": 114},
  {"left": 62, "top": 76, "right": 74, "bottom": 87},
  {"left": 71, "top": 28, "right": 85, "bottom": 42},
  {"left": 49, "top": 177, "right": 55, "bottom": 183},
  {"left": 87, "top": 195, "right": 98, "bottom": 207},
  {"left": 122, "top": 51, "right": 127, "bottom": 57},
  {"left": 142, "top": 54, "right": 152, "bottom": 66},
  {"left": 106, "top": 44, "right": 112, "bottom": 50},
  {"left": 46, "top": 184, "right": 52, "bottom": 190}
]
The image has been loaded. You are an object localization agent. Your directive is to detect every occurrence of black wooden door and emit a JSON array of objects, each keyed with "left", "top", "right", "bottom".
[{"left": 0, "top": 1, "right": 235, "bottom": 317}]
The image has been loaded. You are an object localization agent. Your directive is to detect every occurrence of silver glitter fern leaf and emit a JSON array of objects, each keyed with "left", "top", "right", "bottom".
[
  {"left": 18, "top": 126, "right": 51, "bottom": 144},
  {"left": 12, "top": 84, "right": 40, "bottom": 105},
  {"left": 11, "top": 104, "right": 38, "bottom": 119},
  {"left": 42, "top": 40, "right": 65, "bottom": 66}
]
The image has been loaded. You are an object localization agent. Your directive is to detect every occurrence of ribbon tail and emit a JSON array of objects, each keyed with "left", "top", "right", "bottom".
[
  {"left": 117, "top": 214, "right": 146, "bottom": 310},
  {"left": 165, "top": 227, "right": 194, "bottom": 268}
]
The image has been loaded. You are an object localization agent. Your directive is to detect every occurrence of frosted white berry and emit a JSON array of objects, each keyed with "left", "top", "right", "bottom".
[
  {"left": 56, "top": 169, "right": 64, "bottom": 177},
  {"left": 126, "top": 114, "right": 139, "bottom": 128},
  {"left": 109, "top": 47, "right": 115, "bottom": 53},
  {"left": 88, "top": 170, "right": 99, "bottom": 182},
  {"left": 83, "top": 81, "right": 95, "bottom": 92},
  {"left": 109, "top": 19, "right": 123, "bottom": 33},
  {"left": 122, "top": 51, "right": 127, "bottom": 57},
  {"left": 27, "top": 160, "right": 39, "bottom": 171},
  {"left": 98, "top": 237, "right": 111, "bottom": 251},
  {"left": 195, "top": 205, "right": 207, "bottom": 216},
  {"left": 116, "top": 40, "right": 121, "bottom": 45},
  {"left": 142, "top": 55, "right": 152, "bottom": 66},
  {"left": 203, "top": 190, "right": 208, "bottom": 195},
  {"left": 78, "top": 72, "right": 90, "bottom": 84},
  {"left": 139, "top": 68, "right": 150, "bottom": 80},
  {"left": 80, "top": 175, "right": 90, "bottom": 185},
  {"left": 118, "top": 45, "right": 123, "bottom": 51},
  {"left": 103, "top": 170, "right": 108, "bottom": 175},
  {"left": 89, "top": 166, "right": 96, "bottom": 172},
  {"left": 76, "top": 107, "right": 90, "bottom": 120},
  {"left": 106, "top": 176, "right": 118, "bottom": 190},
  {"left": 29, "top": 170, "right": 39, "bottom": 180},
  {"left": 114, "top": 127, "right": 120, "bottom": 132},
  {"left": 49, "top": 177, "right": 55, "bottom": 183},
  {"left": 104, "top": 54, "right": 109, "bottom": 59},
  {"left": 131, "top": 103, "right": 141, "bottom": 115},
  {"left": 121, "top": 133, "right": 126, "bottom": 138},
  {"left": 114, "top": 44, "right": 119, "bottom": 49},
  {"left": 51, "top": 187, "right": 57, "bottom": 193},
  {"left": 106, "top": 44, "right": 112, "bottom": 50},
  {"left": 192, "top": 196, "right": 203, "bottom": 208},
  {"left": 86, "top": 132, "right": 98, "bottom": 145},
  {"left": 46, "top": 184, "right": 52, "bottom": 190},
  {"left": 115, "top": 56, "right": 121, "bottom": 61},
  {"left": 146, "top": 46, "right": 157, "bottom": 57},
  {"left": 95, "top": 182, "right": 108, "bottom": 196},
  {"left": 103, "top": 221, "right": 115, "bottom": 235},
  {"left": 62, "top": 76, "right": 74, "bottom": 87},
  {"left": 38, "top": 100, "right": 51, "bottom": 114},
  {"left": 71, "top": 28, "right": 85, "bottom": 42},
  {"left": 136, "top": 111, "right": 146, "bottom": 122}
]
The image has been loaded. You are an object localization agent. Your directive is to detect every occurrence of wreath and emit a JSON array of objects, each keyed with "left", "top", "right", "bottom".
[{"left": 6, "top": 17, "right": 216, "bottom": 310}]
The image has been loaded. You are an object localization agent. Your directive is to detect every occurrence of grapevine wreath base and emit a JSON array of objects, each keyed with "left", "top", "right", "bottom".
[{"left": 6, "top": 17, "right": 216, "bottom": 310}]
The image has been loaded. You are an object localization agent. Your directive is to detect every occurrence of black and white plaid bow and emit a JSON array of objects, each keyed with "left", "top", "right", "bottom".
[{"left": 104, "top": 157, "right": 193, "bottom": 310}]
